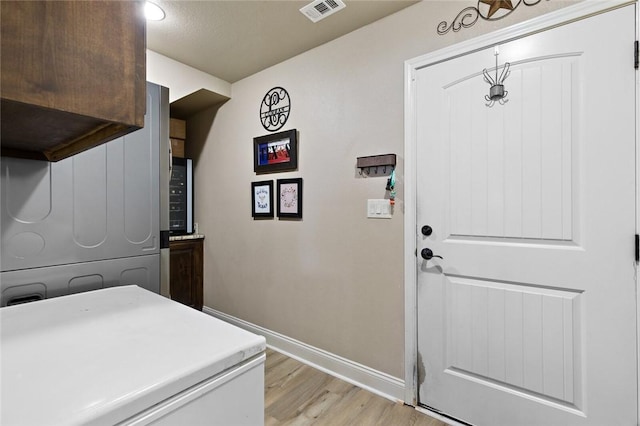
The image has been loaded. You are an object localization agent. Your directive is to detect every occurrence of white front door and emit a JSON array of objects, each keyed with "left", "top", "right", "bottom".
[{"left": 413, "top": 5, "right": 637, "bottom": 426}]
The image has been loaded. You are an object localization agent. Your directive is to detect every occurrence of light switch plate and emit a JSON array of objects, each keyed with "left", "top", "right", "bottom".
[{"left": 367, "top": 199, "right": 392, "bottom": 219}]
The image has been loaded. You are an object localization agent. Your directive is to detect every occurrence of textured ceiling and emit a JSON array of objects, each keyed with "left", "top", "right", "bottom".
[{"left": 146, "top": 0, "right": 419, "bottom": 83}]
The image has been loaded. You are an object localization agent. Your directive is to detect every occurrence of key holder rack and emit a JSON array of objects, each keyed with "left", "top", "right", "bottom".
[{"left": 356, "top": 154, "right": 396, "bottom": 176}]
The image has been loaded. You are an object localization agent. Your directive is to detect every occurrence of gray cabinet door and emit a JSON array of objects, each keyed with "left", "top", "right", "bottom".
[{"left": 1, "top": 86, "right": 161, "bottom": 272}]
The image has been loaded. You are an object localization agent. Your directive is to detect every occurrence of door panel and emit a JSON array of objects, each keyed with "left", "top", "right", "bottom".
[
  {"left": 72, "top": 145, "right": 108, "bottom": 247},
  {"left": 445, "top": 277, "right": 581, "bottom": 404},
  {"left": 415, "top": 6, "right": 637, "bottom": 425},
  {"left": 446, "top": 56, "right": 576, "bottom": 241}
]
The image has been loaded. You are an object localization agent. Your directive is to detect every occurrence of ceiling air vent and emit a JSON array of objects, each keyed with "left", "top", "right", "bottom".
[{"left": 300, "top": 0, "right": 346, "bottom": 23}]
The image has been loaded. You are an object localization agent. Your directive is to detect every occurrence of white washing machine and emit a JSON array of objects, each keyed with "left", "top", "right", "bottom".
[{"left": 0, "top": 286, "right": 266, "bottom": 425}]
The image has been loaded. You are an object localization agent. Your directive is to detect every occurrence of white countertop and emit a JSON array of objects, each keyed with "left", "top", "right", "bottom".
[
  {"left": 169, "top": 234, "right": 205, "bottom": 241},
  {"left": 0, "top": 286, "right": 265, "bottom": 426}
]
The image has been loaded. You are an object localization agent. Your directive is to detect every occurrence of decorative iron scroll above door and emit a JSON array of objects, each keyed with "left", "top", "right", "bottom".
[
  {"left": 260, "top": 87, "right": 291, "bottom": 132},
  {"left": 437, "top": 0, "right": 548, "bottom": 35}
]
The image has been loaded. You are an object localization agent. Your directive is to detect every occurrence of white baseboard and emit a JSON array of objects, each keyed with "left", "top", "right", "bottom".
[{"left": 203, "top": 306, "right": 405, "bottom": 403}]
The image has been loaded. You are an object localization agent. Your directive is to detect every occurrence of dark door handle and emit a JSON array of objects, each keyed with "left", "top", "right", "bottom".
[{"left": 421, "top": 248, "right": 443, "bottom": 260}]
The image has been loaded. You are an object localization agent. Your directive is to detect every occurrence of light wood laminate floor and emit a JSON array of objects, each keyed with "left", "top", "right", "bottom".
[{"left": 265, "top": 348, "right": 447, "bottom": 426}]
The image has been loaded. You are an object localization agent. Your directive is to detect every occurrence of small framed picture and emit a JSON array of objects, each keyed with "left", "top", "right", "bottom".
[
  {"left": 253, "top": 129, "right": 298, "bottom": 174},
  {"left": 277, "top": 178, "right": 302, "bottom": 219},
  {"left": 251, "top": 180, "right": 274, "bottom": 219}
]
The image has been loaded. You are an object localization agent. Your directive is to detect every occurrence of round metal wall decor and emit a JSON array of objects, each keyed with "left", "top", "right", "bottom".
[{"left": 260, "top": 87, "right": 290, "bottom": 132}]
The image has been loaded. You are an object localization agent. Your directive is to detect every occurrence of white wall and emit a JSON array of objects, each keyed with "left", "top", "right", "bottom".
[
  {"left": 147, "top": 50, "right": 231, "bottom": 103},
  {"left": 187, "top": 0, "right": 580, "bottom": 380}
]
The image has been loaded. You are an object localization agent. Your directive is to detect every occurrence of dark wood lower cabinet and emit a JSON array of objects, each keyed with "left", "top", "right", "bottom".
[{"left": 169, "top": 238, "right": 203, "bottom": 311}]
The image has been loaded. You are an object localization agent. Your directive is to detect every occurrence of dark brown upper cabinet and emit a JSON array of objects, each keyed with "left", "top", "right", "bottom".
[{"left": 1, "top": 1, "right": 146, "bottom": 162}]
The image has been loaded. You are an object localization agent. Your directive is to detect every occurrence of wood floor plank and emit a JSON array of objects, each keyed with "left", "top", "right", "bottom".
[
  {"left": 269, "top": 366, "right": 334, "bottom": 422},
  {"left": 313, "top": 387, "right": 376, "bottom": 426},
  {"left": 265, "top": 356, "right": 310, "bottom": 407},
  {"left": 264, "top": 348, "right": 447, "bottom": 426}
]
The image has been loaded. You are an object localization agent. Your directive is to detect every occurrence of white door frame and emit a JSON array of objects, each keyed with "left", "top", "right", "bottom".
[{"left": 403, "top": 0, "right": 639, "bottom": 420}]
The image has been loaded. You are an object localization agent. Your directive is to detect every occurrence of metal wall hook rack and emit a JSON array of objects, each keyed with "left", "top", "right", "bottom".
[{"left": 357, "top": 154, "right": 396, "bottom": 176}]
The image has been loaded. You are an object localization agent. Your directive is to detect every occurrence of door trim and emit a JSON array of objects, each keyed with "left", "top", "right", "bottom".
[{"left": 403, "top": 0, "right": 639, "bottom": 417}]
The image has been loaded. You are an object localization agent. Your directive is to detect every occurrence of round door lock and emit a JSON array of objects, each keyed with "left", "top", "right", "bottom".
[{"left": 421, "top": 248, "right": 443, "bottom": 260}]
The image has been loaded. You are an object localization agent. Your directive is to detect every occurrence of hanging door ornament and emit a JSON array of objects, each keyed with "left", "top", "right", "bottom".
[
  {"left": 260, "top": 87, "right": 291, "bottom": 132},
  {"left": 483, "top": 47, "right": 511, "bottom": 107}
]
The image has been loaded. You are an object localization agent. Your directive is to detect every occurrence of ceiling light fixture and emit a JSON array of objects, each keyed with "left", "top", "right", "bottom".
[{"left": 145, "top": 1, "right": 165, "bottom": 21}]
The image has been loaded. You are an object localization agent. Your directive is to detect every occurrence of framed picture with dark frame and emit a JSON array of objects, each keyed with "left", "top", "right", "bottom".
[
  {"left": 251, "top": 180, "right": 274, "bottom": 219},
  {"left": 253, "top": 129, "right": 298, "bottom": 174},
  {"left": 277, "top": 178, "right": 302, "bottom": 219}
]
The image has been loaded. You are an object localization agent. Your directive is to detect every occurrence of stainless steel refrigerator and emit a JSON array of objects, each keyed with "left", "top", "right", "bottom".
[{"left": 0, "top": 82, "right": 171, "bottom": 306}]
